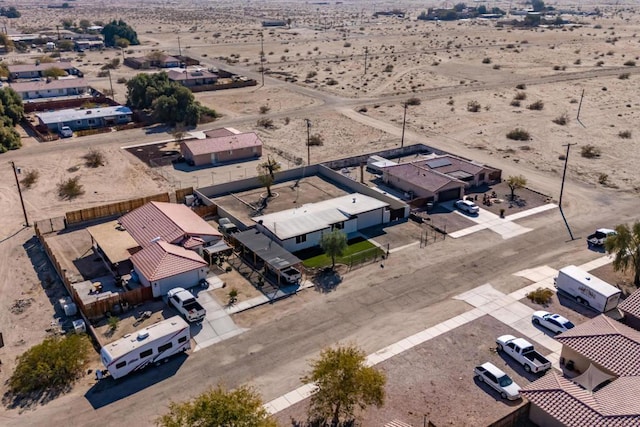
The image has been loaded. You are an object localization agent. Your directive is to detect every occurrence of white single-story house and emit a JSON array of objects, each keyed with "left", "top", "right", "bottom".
[
  {"left": 253, "top": 193, "right": 390, "bottom": 252},
  {"left": 130, "top": 240, "right": 208, "bottom": 297},
  {"left": 8, "top": 61, "right": 81, "bottom": 81},
  {"left": 10, "top": 78, "right": 91, "bottom": 101},
  {"left": 181, "top": 132, "right": 263, "bottom": 166},
  {"left": 37, "top": 105, "right": 133, "bottom": 131}
]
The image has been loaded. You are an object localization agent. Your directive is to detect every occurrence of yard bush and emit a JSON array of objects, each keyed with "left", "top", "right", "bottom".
[
  {"left": 308, "top": 134, "right": 324, "bottom": 146},
  {"left": 552, "top": 112, "right": 569, "bottom": 126},
  {"left": 83, "top": 149, "right": 105, "bottom": 168},
  {"left": 526, "top": 288, "right": 554, "bottom": 305},
  {"left": 20, "top": 170, "right": 39, "bottom": 189},
  {"left": 57, "top": 176, "right": 84, "bottom": 200},
  {"left": 467, "top": 100, "right": 481, "bottom": 112},
  {"left": 9, "top": 334, "right": 91, "bottom": 395},
  {"left": 528, "top": 100, "right": 544, "bottom": 110},
  {"left": 618, "top": 130, "right": 632, "bottom": 139},
  {"left": 581, "top": 145, "right": 601, "bottom": 158},
  {"left": 506, "top": 128, "right": 531, "bottom": 141}
]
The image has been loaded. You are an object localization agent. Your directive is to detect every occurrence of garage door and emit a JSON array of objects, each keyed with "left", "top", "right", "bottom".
[{"left": 438, "top": 188, "right": 460, "bottom": 202}]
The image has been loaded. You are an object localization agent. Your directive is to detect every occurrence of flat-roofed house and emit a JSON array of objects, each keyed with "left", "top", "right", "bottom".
[
  {"left": 168, "top": 69, "right": 218, "bottom": 87},
  {"left": 8, "top": 61, "right": 81, "bottom": 81},
  {"left": 253, "top": 193, "right": 390, "bottom": 252},
  {"left": 181, "top": 132, "right": 263, "bottom": 166},
  {"left": 521, "top": 315, "right": 640, "bottom": 427},
  {"left": 36, "top": 105, "right": 132, "bottom": 131},
  {"left": 10, "top": 78, "right": 91, "bottom": 101}
]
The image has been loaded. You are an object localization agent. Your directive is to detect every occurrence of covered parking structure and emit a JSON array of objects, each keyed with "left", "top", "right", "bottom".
[{"left": 232, "top": 229, "right": 302, "bottom": 286}]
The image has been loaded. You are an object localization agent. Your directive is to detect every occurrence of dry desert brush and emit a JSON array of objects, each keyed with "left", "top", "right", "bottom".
[
  {"left": 506, "top": 128, "right": 531, "bottom": 141},
  {"left": 618, "top": 130, "right": 632, "bottom": 139},
  {"left": 581, "top": 145, "right": 601, "bottom": 158},
  {"left": 19, "top": 169, "right": 39, "bottom": 189},
  {"left": 527, "top": 100, "right": 545, "bottom": 110},
  {"left": 527, "top": 287, "right": 554, "bottom": 305},
  {"left": 82, "top": 149, "right": 105, "bottom": 168},
  {"left": 467, "top": 100, "right": 481, "bottom": 112},
  {"left": 552, "top": 112, "right": 569, "bottom": 126},
  {"left": 57, "top": 176, "right": 84, "bottom": 200}
]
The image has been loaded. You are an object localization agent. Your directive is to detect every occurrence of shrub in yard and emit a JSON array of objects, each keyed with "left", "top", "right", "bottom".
[
  {"left": 514, "top": 91, "right": 527, "bottom": 100},
  {"left": 506, "top": 128, "right": 531, "bottom": 141},
  {"left": 9, "top": 334, "right": 91, "bottom": 395},
  {"left": 257, "top": 118, "right": 274, "bottom": 129},
  {"left": 308, "top": 134, "right": 324, "bottom": 146},
  {"left": 526, "top": 288, "right": 554, "bottom": 305},
  {"left": 552, "top": 112, "right": 569, "bottom": 126},
  {"left": 581, "top": 145, "right": 601, "bottom": 158},
  {"left": 83, "top": 149, "right": 105, "bottom": 168},
  {"left": 467, "top": 100, "right": 481, "bottom": 112},
  {"left": 108, "top": 316, "right": 119, "bottom": 331},
  {"left": 57, "top": 176, "right": 84, "bottom": 200},
  {"left": 20, "top": 170, "right": 39, "bottom": 189},
  {"left": 528, "top": 100, "right": 544, "bottom": 110},
  {"left": 405, "top": 97, "right": 421, "bottom": 106},
  {"left": 618, "top": 130, "right": 632, "bottom": 139}
]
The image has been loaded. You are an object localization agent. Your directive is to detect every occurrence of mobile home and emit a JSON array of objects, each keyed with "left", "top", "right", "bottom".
[{"left": 100, "top": 316, "right": 190, "bottom": 379}]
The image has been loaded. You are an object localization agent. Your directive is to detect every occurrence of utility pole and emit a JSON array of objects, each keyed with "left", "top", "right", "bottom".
[
  {"left": 177, "top": 36, "right": 182, "bottom": 58},
  {"left": 559, "top": 143, "right": 576, "bottom": 240},
  {"left": 10, "top": 161, "right": 29, "bottom": 227},
  {"left": 364, "top": 47, "right": 368, "bottom": 75},
  {"left": 107, "top": 69, "right": 114, "bottom": 101},
  {"left": 305, "top": 118, "right": 311, "bottom": 165},
  {"left": 400, "top": 102, "right": 408, "bottom": 148},
  {"left": 260, "top": 32, "right": 265, "bottom": 87},
  {"left": 576, "top": 89, "right": 585, "bottom": 127}
]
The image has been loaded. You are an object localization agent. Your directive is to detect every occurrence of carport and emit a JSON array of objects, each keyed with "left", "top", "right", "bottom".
[{"left": 232, "top": 229, "right": 302, "bottom": 285}]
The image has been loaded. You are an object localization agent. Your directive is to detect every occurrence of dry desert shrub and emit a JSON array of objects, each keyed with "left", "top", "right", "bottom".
[
  {"left": 467, "top": 100, "right": 481, "bottom": 112},
  {"left": 552, "top": 112, "right": 569, "bottom": 126},
  {"left": 528, "top": 100, "right": 544, "bottom": 110},
  {"left": 510, "top": 99, "right": 521, "bottom": 107},
  {"left": 516, "top": 83, "right": 526, "bottom": 89},
  {"left": 526, "top": 288, "right": 554, "bottom": 305},
  {"left": 506, "top": 128, "right": 531, "bottom": 141},
  {"left": 514, "top": 92, "right": 527, "bottom": 100},
  {"left": 83, "top": 149, "right": 105, "bottom": 168},
  {"left": 257, "top": 118, "right": 274, "bottom": 129},
  {"left": 623, "top": 60, "right": 636, "bottom": 66},
  {"left": 618, "top": 73, "right": 630, "bottom": 79},
  {"left": 20, "top": 170, "right": 39, "bottom": 189},
  {"left": 618, "top": 130, "right": 632, "bottom": 139},
  {"left": 259, "top": 105, "right": 270, "bottom": 114},
  {"left": 308, "top": 134, "right": 324, "bottom": 146},
  {"left": 58, "top": 177, "right": 84, "bottom": 200},
  {"left": 581, "top": 145, "right": 601, "bottom": 158}
]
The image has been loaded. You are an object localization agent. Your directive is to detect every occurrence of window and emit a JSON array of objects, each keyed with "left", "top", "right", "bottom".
[
  {"left": 140, "top": 349, "right": 153, "bottom": 359},
  {"left": 115, "top": 361, "right": 126, "bottom": 369},
  {"left": 178, "top": 336, "right": 187, "bottom": 344},
  {"left": 296, "top": 234, "right": 307, "bottom": 244},
  {"left": 332, "top": 222, "right": 344, "bottom": 231},
  {"left": 158, "top": 342, "right": 172, "bottom": 353}
]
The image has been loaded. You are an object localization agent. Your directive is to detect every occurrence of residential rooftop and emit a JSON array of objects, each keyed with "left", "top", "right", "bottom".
[
  {"left": 10, "top": 77, "right": 89, "bottom": 93},
  {"left": 130, "top": 240, "right": 207, "bottom": 282},
  {"left": 182, "top": 132, "right": 263, "bottom": 156},
  {"left": 384, "top": 163, "right": 463, "bottom": 192},
  {"left": 37, "top": 105, "right": 132, "bottom": 125}
]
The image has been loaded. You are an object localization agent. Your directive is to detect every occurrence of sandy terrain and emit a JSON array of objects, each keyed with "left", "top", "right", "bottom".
[{"left": 0, "top": 0, "right": 638, "bottom": 423}]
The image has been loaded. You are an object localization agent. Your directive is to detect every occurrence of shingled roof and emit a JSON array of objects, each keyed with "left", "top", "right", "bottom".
[
  {"left": 119, "top": 201, "right": 220, "bottom": 248},
  {"left": 130, "top": 240, "right": 206, "bottom": 282},
  {"left": 618, "top": 288, "right": 640, "bottom": 318}
]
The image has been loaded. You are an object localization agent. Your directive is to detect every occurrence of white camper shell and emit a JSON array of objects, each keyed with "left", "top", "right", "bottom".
[
  {"left": 100, "top": 316, "right": 190, "bottom": 379},
  {"left": 554, "top": 265, "right": 621, "bottom": 313}
]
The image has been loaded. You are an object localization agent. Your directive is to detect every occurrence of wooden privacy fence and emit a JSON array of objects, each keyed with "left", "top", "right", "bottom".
[
  {"left": 175, "top": 187, "right": 194, "bottom": 204},
  {"left": 76, "top": 286, "right": 153, "bottom": 321},
  {"left": 65, "top": 192, "right": 170, "bottom": 225},
  {"left": 192, "top": 204, "right": 217, "bottom": 218}
]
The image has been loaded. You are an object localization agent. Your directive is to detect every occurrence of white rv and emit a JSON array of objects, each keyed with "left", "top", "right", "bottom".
[
  {"left": 366, "top": 155, "right": 398, "bottom": 174},
  {"left": 100, "top": 316, "right": 190, "bottom": 379},
  {"left": 554, "top": 265, "right": 621, "bottom": 313}
]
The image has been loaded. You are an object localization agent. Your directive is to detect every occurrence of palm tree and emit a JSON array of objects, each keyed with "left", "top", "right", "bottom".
[{"left": 605, "top": 221, "right": 640, "bottom": 286}]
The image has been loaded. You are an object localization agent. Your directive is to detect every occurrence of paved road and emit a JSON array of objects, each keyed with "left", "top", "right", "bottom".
[{"left": 3, "top": 43, "right": 639, "bottom": 426}]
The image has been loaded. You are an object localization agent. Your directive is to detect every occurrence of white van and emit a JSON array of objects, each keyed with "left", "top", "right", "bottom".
[{"left": 554, "top": 265, "right": 621, "bottom": 313}]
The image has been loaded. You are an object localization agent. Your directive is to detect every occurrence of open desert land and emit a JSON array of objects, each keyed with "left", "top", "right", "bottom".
[{"left": 0, "top": 0, "right": 639, "bottom": 425}]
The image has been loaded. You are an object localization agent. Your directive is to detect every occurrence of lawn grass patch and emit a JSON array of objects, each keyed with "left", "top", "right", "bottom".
[{"left": 299, "top": 238, "right": 383, "bottom": 269}]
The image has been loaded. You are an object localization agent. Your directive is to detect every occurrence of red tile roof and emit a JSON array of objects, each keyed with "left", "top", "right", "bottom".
[
  {"left": 384, "top": 163, "right": 464, "bottom": 192},
  {"left": 182, "top": 132, "right": 263, "bottom": 156},
  {"left": 522, "top": 371, "right": 640, "bottom": 426},
  {"left": 130, "top": 240, "right": 206, "bottom": 282},
  {"left": 618, "top": 288, "right": 640, "bottom": 318},
  {"left": 119, "top": 201, "right": 220, "bottom": 248},
  {"left": 556, "top": 315, "right": 640, "bottom": 376}
]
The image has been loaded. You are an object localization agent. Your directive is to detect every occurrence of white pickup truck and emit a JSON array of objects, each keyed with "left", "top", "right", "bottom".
[
  {"left": 167, "top": 287, "right": 206, "bottom": 323},
  {"left": 587, "top": 228, "right": 616, "bottom": 247},
  {"left": 496, "top": 335, "right": 552, "bottom": 373}
]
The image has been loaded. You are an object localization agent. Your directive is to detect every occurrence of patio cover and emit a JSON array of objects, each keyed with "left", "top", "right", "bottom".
[
  {"left": 572, "top": 363, "right": 617, "bottom": 392},
  {"left": 234, "top": 229, "right": 301, "bottom": 271}
]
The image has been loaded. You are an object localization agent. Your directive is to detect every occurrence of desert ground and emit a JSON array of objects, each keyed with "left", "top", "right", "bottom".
[{"left": 0, "top": 0, "right": 639, "bottom": 425}]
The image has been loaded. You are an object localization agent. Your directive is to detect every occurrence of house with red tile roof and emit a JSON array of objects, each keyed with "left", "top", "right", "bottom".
[
  {"left": 130, "top": 240, "right": 208, "bottom": 297},
  {"left": 382, "top": 163, "right": 466, "bottom": 203},
  {"left": 521, "top": 315, "right": 640, "bottom": 426},
  {"left": 181, "top": 132, "right": 263, "bottom": 166},
  {"left": 119, "top": 201, "right": 221, "bottom": 250},
  {"left": 619, "top": 288, "right": 640, "bottom": 331}
]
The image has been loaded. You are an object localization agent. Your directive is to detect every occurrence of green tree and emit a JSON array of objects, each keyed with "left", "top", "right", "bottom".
[
  {"left": 43, "top": 67, "right": 67, "bottom": 78},
  {"left": 102, "top": 19, "right": 139, "bottom": 47},
  {"left": 0, "top": 87, "right": 24, "bottom": 125},
  {"left": 506, "top": 175, "right": 527, "bottom": 201},
  {"left": 79, "top": 19, "right": 91, "bottom": 30},
  {"left": 320, "top": 230, "right": 348, "bottom": 270},
  {"left": 605, "top": 222, "right": 640, "bottom": 286},
  {"left": 531, "top": 0, "right": 546, "bottom": 12},
  {"left": 0, "top": 123, "right": 21, "bottom": 153},
  {"left": 156, "top": 384, "right": 276, "bottom": 427},
  {"left": 256, "top": 157, "right": 281, "bottom": 198},
  {"left": 0, "top": 33, "right": 14, "bottom": 51},
  {"left": 61, "top": 18, "right": 74, "bottom": 29},
  {"left": 302, "top": 344, "right": 386, "bottom": 426},
  {"left": 9, "top": 334, "right": 91, "bottom": 395},
  {"left": 57, "top": 40, "right": 75, "bottom": 51},
  {"left": 115, "top": 36, "right": 130, "bottom": 49}
]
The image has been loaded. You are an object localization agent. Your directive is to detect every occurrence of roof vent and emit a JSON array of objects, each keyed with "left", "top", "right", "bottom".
[
  {"left": 150, "top": 236, "right": 162, "bottom": 243},
  {"left": 137, "top": 331, "right": 149, "bottom": 341},
  {"left": 352, "top": 197, "right": 356, "bottom": 203}
]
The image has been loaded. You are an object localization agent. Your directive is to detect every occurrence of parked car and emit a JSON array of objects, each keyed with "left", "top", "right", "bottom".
[
  {"left": 532, "top": 311, "right": 575, "bottom": 334},
  {"left": 496, "top": 335, "right": 552, "bottom": 373},
  {"left": 218, "top": 217, "right": 239, "bottom": 235},
  {"left": 474, "top": 362, "right": 521, "bottom": 400},
  {"left": 587, "top": 228, "right": 616, "bottom": 247},
  {"left": 167, "top": 287, "right": 206, "bottom": 323},
  {"left": 455, "top": 199, "right": 480, "bottom": 214},
  {"left": 59, "top": 126, "right": 73, "bottom": 138}
]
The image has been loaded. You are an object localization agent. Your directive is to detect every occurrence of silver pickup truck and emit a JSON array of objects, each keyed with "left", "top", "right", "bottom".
[
  {"left": 167, "top": 287, "right": 206, "bottom": 323},
  {"left": 496, "top": 335, "right": 552, "bottom": 373}
]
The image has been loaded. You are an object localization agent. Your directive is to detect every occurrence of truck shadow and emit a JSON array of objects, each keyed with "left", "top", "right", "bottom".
[
  {"left": 495, "top": 351, "right": 547, "bottom": 383},
  {"left": 84, "top": 353, "right": 188, "bottom": 409}
]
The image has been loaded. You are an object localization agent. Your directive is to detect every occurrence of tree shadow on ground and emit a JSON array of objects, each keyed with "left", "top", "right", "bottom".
[
  {"left": 313, "top": 267, "right": 344, "bottom": 293},
  {"left": 286, "top": 417, "right": 356, "bottom": 427},
  {"left": 2, "top": 382, "right": 73, "bottom": 412}
]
